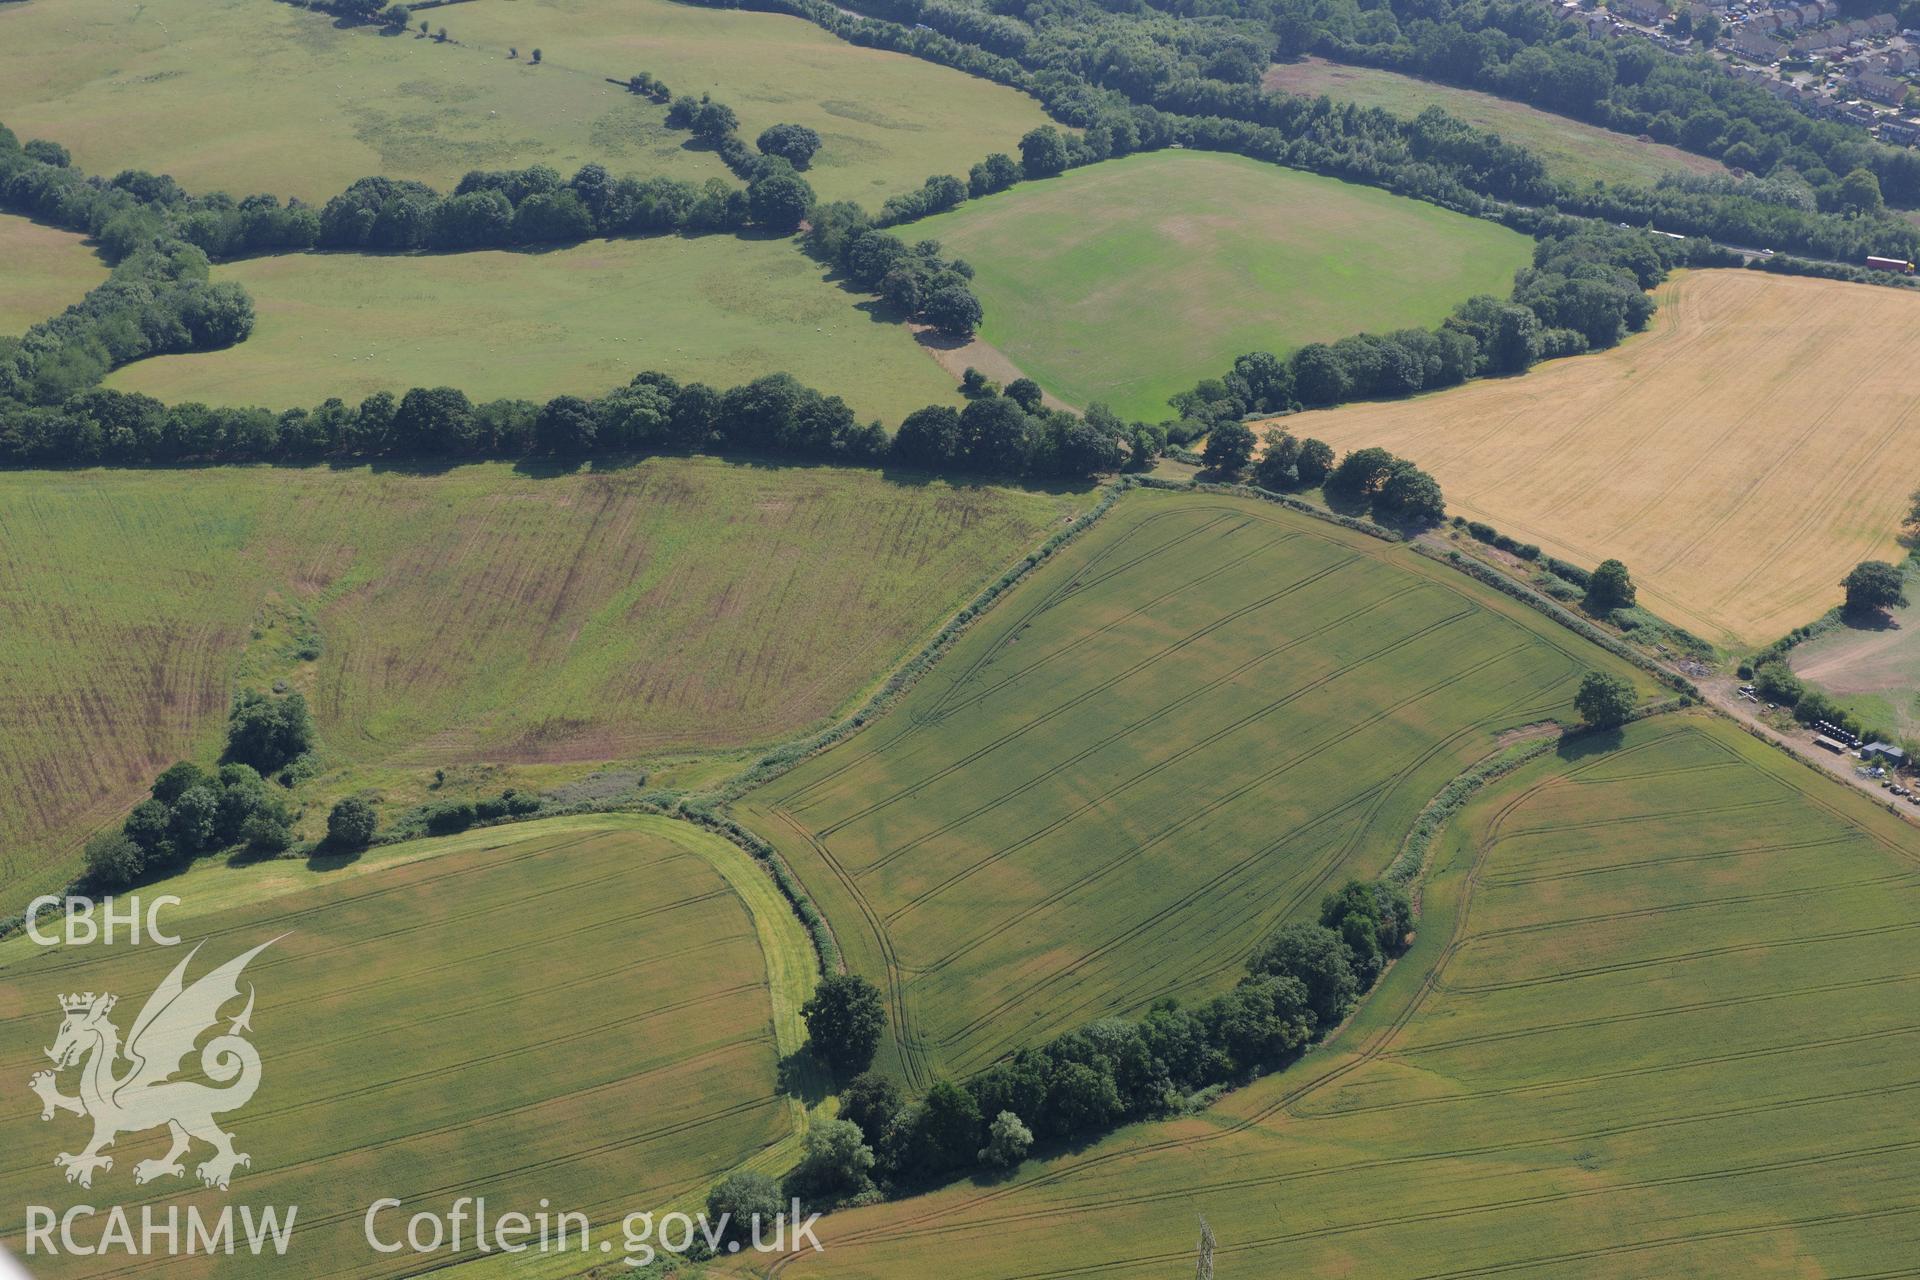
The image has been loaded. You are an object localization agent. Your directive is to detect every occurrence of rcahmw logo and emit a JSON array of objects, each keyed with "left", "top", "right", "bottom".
[{"left": 22, "top": 938, "right": 298, "bottom": 1259}]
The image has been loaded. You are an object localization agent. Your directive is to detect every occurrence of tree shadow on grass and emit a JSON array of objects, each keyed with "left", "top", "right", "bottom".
[
  {"left": 1555, "top": 725, "right": 1625, "bottom": 762},
  {"left": 777, "top": 1048, "right": 833, "bottom": 1108},
  {"left": 1840, "top": 604, "right": 1903, "bottom": 632}
]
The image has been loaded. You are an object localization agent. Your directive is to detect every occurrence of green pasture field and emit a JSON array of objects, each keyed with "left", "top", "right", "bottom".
[
  {"left": 105, "top": 232, "right": 957, "bottom": 420},
  {"left": 0, "top": 0, "right": 1048, "bottom": 204},
  {"left": 0, "top": 458, "right": 1076, "bottom": 909},
  {"left": 778, "top": 713, "right": 1920, "bottom": 1279},
  {"left": 0, "top": 813, "right": 817, "bottom": 1280},
  {"left": 444, "top": 0, "right": 1056, "bottom": 203},
  {"left": 0, "top": 215, "right": 105, "bottom": 335},
  {"left": 1265, "top": 56, "right": 1729, "bottom": 189},
  {"left": 736, "top": 487, "right": 1655, "bottom": 1090},
  {"left": 0, "top": 0, "right": 725, "bottom": 202},
  {"left": 904, "top": 152, "right": 1534, "bottom": 420}
]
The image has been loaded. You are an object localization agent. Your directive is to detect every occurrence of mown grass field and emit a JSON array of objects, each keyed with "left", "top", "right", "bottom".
[
  {"left": 0, "top": 813, "right": 814, "bottom": 1280},
  {"left": 444, "top": 0, "right": 1055, "bottom": 203},
  {"left": 0, "top": 0, "right": 1047, "bottom": 203},
  {"left": 737, "top": 488, "right": 1654, "bottom": 1089},
  {"left": 1295, "top": 270, "right": 1920, "bottom": 648},
  {"left": 769, "top": 714, "right": 1920, "bottom": 1279},
  {"left": 1791, "top": 591, "right": 1920, "bottom": 738},
  {"left": 0, "top": 459, "right": 1076, "bottom": 909},
  {"left": 0, "top": 215, "right": 105, "bottom": 335},
  {"left": 1264, "top": 56, "right": 1728, "bottom": 189},
  {"left": 904, "top": 152, "right": 1533, "bottom": 420},
  {"left": 106, "top": 234, "right": 958, "bottom": 420}
]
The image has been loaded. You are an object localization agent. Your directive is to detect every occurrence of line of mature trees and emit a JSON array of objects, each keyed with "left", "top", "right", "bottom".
[
  {"left": 1163, "top": 223, "right": 1687, "bottom": 436},
  {"left": 802, "top": 203, "right": 985, "bottom": 338},
  {"left": 0, "top": 367, "right": 1132, "bottom": 482},
  {"left": 771, "top": 881, "right": 1413, "bottom": 1211},
  {"left": 704, "top": 0, "right": 1920, "bottom": 265}
]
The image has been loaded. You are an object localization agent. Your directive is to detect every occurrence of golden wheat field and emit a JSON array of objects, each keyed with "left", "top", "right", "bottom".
[{"left": 1291, "top": 270, "right": 1920, "bottom": 647}]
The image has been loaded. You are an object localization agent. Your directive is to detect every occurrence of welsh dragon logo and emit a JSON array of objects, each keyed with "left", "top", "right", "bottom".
[{"left": 28, "top": 939, "right": 278, "bottom": 1191}]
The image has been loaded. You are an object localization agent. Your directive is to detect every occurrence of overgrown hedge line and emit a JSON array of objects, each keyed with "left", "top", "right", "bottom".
[{"left": 1415, "top": 544, "right": 1699, "bottom": 698}]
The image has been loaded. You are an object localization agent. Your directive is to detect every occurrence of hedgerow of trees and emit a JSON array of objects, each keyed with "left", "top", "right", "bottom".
[
  {"left": 758, "top": 879, "right": 1412, "bottom": 1210},
  {"left": 82, "top": 690, "right": 315, "bottom": 891}
]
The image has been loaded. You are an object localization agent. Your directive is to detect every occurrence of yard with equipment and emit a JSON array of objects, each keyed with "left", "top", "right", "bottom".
[
  {"left": 0, "top": 813, "right": 817, "bottom": 1279},
  {"left": 106, "top": 233, "right": 957, "bottom": 421},
  {"left": 1264, "top": 57, "right": 1728, "bottom": 190},
  {"left": 903, "top": 152, "right": 1534, "bottom": 420},
  {"left": 0, "top": 459, "right": 1075, "bottom": 908},
  {"left": 737, "top": 487, "right": 1653, "bottom": 1090},
  {"left": 1293, "top": 270, "right": 1920, "bottom": 648},
  {"left": 0, "top": 215, "right": 105, "bottom": 335},
  {"left": 771, "top": 714, "right": 1920, "bottom": 1279}
]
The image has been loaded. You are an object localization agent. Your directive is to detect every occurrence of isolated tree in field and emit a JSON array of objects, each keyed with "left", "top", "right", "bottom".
[
  {"left": 1584, "top": 558, "right": 1636, "bottom": 613},
  {"left": 327, "top": 797, "right": 379, "bottom": 849},
  {"left": 530, "top": 47, "right": 542, "bottom": 63},
  {"left": 1202, "top": 420, "right": 1255, "bottom": 475},
  {"left": 1575, "top": 670, "right": 1637, "bottom": 729},
  {"left": 1018, "top": 126, "right": 1070, "bottom": 176},
  {"left": 1842, "top": 560, "right": 1907, "bottom": 613},
  {"left": 801, "top": 973, "right": 886, "bottom": 1073},
  {"left": 756, "top": 123, "right": 822, "bottom": 170},
  {"left": 436, "top": 26, "right": 447, "bottom": 40},
  {"left": 706, "top": 1171, "right": 781, "bottom": 1247},
  {"left": 979, "top": 1110, "right": 1033, "bottom": 1168},
  {"left": 419, "top": 19, "right": 428, "bottom": 32}
]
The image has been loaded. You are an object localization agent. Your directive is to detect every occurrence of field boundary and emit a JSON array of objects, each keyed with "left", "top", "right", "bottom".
[{"left": 706, "top": 480, "right": 1130, "bottom": 808}]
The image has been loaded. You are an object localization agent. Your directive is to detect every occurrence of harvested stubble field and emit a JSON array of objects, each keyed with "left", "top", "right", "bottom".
[
  {"left": 0, "top": 459, "right": 1074, "bottom": 908},
  {"left": 737, "top": 488, "right": 1652, "bottom": 1089},
  {"left": 768, "top": 714, "right": 1920, "bottom": 1279},
  {"left": 1264, "top": 57, "right": 1727, "bottom": 189},
  {"left": 1293, "top": 270, "right": 1920, "bottom": 647},
  {"left": 902, "top": 151, "right": 1534, "bottom": 420},
  {"left": 0, "top": 215, "right": 105, "bottom": 335},
  {"left": 0, "top": 814, "right": 813, "bottom": 1280},
  {"left": 106, "top": 233, "right": 958, "bottom": 421}
]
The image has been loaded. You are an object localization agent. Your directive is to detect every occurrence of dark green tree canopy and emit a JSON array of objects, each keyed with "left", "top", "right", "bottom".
[
  {"left": 1575, "top": 670, "right": 1638, "bottom": 729},
  {"left": 1842, "top": 560, "right": 1908, "bottom": 613},
  {"left": 801, "top": 973, "right": 887, "bottom": 1074}
]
